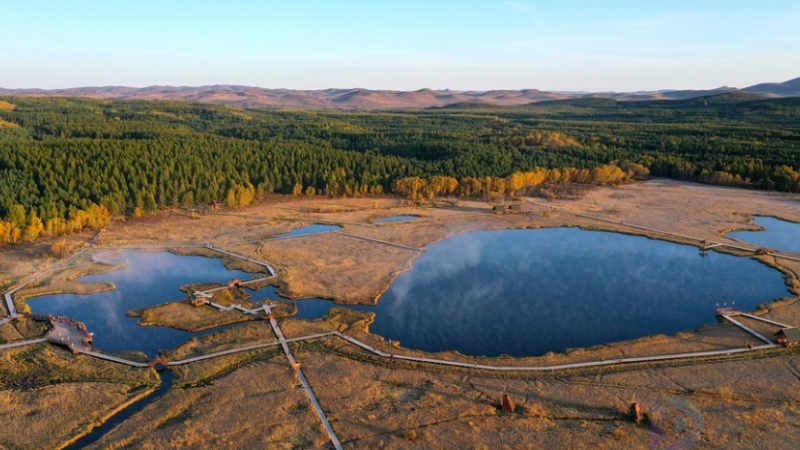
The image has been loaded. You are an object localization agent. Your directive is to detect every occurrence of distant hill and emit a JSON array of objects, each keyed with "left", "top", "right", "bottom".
[
  {"left": 1, "top": 77, "right": 797, "bottom": 110},
  {"left": 742, "top": 77, "right": 800, "bottom": 97}
]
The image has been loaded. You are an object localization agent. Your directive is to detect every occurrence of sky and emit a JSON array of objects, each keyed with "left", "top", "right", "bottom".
[{"left": 2, "top": 0, "right": 799, "bottom": 91}]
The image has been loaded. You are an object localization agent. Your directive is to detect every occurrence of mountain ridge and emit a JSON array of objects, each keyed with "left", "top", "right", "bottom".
[{"left": 1, "top": 77, "right": 797, "bottom": 110}]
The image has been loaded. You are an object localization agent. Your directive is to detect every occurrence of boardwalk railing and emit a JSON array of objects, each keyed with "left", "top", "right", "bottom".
[
  {"left": 262, "top": 304, "right": 343, "bottom": 450},
  {"left": 12, "top": 329, "right": 774, "bottom": 374},
  {"left": 524, "top": 198, "right": 800, "bottom": 262}
]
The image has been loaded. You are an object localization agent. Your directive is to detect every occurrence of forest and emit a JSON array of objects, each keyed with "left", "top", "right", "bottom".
[{"left": 0, "top": 93, "right": 799, "bottom": 244}]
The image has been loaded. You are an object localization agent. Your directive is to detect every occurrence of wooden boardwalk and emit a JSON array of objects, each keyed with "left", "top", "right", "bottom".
[
  {"left": 336, "top": 231, "right": 421, "bottom": 252},
  {"left": 0, "top": 337, "right": 47, "bottom": 351},
  {"left": 524, "top": 198, "right": 800, "bottom": 262},
  {"left": 79, "top": 350, "right": 151, "bottom": 367},
  {"left": 196, "top": 276, "right": 275, "bottom": 296},
  {"left": 263, "top": 304, "right": 343, "bottom": 450},
  {"left": 2, "top": 244, "right": 93, "bottom": 317},
  {"left": 2, "top": 222, "right": 796, "bottom": 448},
  {"left": 165, "top": 332, "right": 335, "bottom": 366},
  {"left": 205, "top": 244, "right": 277, "bottom": 277},
  {"left": 330, "top": 331, "right": 779, "bottom": 372},
  {"left": 734, "top": 312, "right": 792, "bottom": 329},
  {"left": 718, "top": 314, "right": 774, "bottom": 345},
  {"left": 3, "top": 293, "right": 16, "bottom": 317},
  {"left": 4, "top": 329, "right": 783, "bottom": 374},
  {"left": 0, "top": 314, "right": 18, "bottom": 327}
]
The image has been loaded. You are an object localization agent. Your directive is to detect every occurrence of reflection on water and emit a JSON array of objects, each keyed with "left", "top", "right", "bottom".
[
  {"left": 727, "top": 216, "right": 800, "bottom": 253},
  {"left": 27, "top": 251, "right": 256, "bottom": 356},
  {"left": 24, "top": 228, "right": 792, "bottom": 358},
  {"left": 296, "top": 228, "right": 790, "bottom": 357},
  {"left": 276, "top": 224, "right": 341, "bottom": 238},
  {"left": 375, "top": 215, "right": 419, "bottom": 223}
]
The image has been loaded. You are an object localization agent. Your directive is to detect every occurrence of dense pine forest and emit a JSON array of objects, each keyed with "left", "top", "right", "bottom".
[{"left": 0, "top": 94, "right": 799, "bottom": 243}]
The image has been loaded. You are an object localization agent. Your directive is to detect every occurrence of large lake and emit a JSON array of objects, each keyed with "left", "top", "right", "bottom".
[
  {"left": 727, "top": 216, "right": 800, "bottom": 253},
  {"left": 26, "top": 250, "right": 257, "bottom": 356},
  {"left": 25, "top": 228, "right": 791, "bottom": 358},
  {"left": 298, "top": 228, "right": 790, "bottom": 356}
]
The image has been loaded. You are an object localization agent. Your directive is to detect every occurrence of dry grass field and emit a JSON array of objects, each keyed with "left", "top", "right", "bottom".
[{"left": 2, "top": 180, "right": 800, "bottom": 448}]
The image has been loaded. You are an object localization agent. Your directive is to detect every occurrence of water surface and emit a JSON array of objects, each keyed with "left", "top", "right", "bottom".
[
  {"left": 276, "top": 223, "right": 341, "bottom": 238},
  {"left": 64, "top": 370, "right": 175, "bottom": 450},
  {"left": 296, "top": 228, "right": 790, "bottom": 357},
  {"left": 27, "top": 251, "right": 257, "bottom": 356},
  {"left": 727, "top": 216, "right": 800, "bottom": 253},
  {"left": 375, "top": 215, "right": 419, "bottom": 223},
  {"left": 25, "top": 228, "right": 792, "bottom": 359}
]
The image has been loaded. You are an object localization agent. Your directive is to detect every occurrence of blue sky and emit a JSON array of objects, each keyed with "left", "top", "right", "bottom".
[{"left": 2, "top": 0, "right": 799, "bottom": 90}]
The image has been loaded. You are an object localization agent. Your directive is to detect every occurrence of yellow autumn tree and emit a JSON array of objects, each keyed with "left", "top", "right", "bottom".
[
  {"left": 591, "top": 164, "right": 630, "bottom": 185},
  {"left": 393, "top": 177, "right": 427, "bottom": 203},
  {"left": 50, "top": 238, "right": 71, "bottom": 257},
  {"left": 22, "top": 211, "right": 45, "bottom": 241},
  {"left": 225, "top": 184, "right": 256, "bottom": 208},
  {"left": 428, "top": 176, "right": 459, "bottom": 196}
]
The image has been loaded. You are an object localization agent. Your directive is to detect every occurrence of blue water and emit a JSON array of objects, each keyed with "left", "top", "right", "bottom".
[
  {"left": 275, "top": 224, "right": 342, "bottom": 238},
  {"left": 292, "top": 228, "right": 791, "bottom": 357},
  {"left": 24, "top": 228, "right": 792, "bottom": 358},
  {"left": 26, "top": 251, "right": 257, "bottom": 356},
  {"left": 64, "top": 370, "right": 175, "bottom": 450},
  {"left": 727, "top": 216, "right": 800, "bottom": 253},
  {"left": 375, "top": 215, "right": 419, "bottom": 223}
]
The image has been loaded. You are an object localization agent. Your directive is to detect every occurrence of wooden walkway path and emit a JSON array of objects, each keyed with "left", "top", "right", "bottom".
[
  {"left": 263, "top": 304, "right": 343, "bottom": 450},
  {"left": 336, "top": 231, "right": 421, "bottom": 252},
  {"left": 734, "top": 312, "right": 792, "bottom": 329},
  {"left": 0, "top": 314, "right": 17, "bottom": 327},
  {"left": 0, "top": 337, "right": 47, "bottom": 351},
  {"left": 330, "top": 331, "right": 779, "bottom": 372},
  {"left": 200, "top": 300, "right": 272, "bottom": 315},
  {"left": 79, "top": 350, "right": 151, "bottom": 367},
  {"left": 3, "top": 329, "right": 783, "bottom": 373},
  {"left": 524, "top": 198, "right": 800, "bottom": 262},
  {"left": 714, "top": 314, "right": 773, "bottom": 345},
  {"left": 3, "top": 221, "right": 796, "bottom": 448},
  {"left": 204, "top": 244, "right": 277, "bottom": 277},
  {"left": 197, "top": 276, "right": 275, "bottom": 296},
  {"left": 165, "top": 332, "right": 336, "bottom": 366},
  {"left": 3, "top": 293, "right": 16, "bottom": 317},
  {"left": 3, "top": 254, "right": 86, "bottom": 317}
]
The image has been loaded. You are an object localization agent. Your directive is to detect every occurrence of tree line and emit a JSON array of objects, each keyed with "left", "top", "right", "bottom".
[
  {"left": 393, "top": 162, "right": 646, "bottom": 202},
  {"left": 0, "top": 95, "right": 798, "bottom": 245}
]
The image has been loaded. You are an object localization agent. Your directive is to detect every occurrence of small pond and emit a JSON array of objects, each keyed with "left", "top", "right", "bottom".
[
  {"left": 276, "top": 223, "right": 341, "bottom": 238},
  {"left": 727, "top": 216, "right": 800, "bottom": 253},
  {"left": 375, "top": 215, "right": 419, "bottom": 223},
  {"left": 294, "top": 228, "right": 791, "bottom": 357},
  {"left": 26, "top": 250, "right": 259, "bottom": 356}
]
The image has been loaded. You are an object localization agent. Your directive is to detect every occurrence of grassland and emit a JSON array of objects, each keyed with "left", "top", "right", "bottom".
[{"left": 2, "top": 180, "right": 800, "bottom": 448}]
